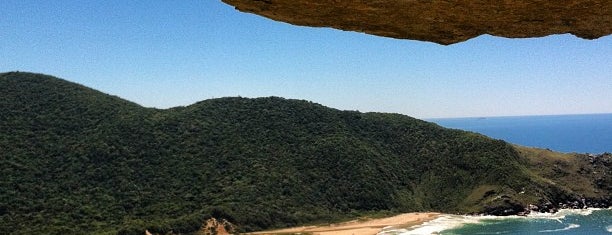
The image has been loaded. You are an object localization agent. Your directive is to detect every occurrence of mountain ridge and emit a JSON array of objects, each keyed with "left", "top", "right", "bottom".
[{"left": 1, "top": 72, "right": 609, "bottom": 234}]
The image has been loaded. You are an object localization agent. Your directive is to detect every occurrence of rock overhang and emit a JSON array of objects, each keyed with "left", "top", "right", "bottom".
[{"left": 221, "top": 0, "right": 612, "bottom": 45}]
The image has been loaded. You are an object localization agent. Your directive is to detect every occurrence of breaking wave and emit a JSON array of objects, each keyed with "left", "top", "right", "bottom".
[
  {"left": 378, "top": 208, "right": 605, "bottom": 235},
  {"left": 538, "top": 223, "right": 580, "bottom": 233},
  {"left": 378, "top": 214, "right": 483, "bottom": 235}
]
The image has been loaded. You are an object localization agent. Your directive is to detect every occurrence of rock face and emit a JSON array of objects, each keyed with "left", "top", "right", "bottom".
[
  {"left": 198, "top": 218, "right": 236, "bottom": 235},
  {"left": 221, "top": 0, "right": 612, "bottom": 45}
]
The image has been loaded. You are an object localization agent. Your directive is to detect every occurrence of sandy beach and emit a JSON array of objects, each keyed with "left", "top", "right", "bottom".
[{"left": 247, "top": 212, "right": 440, "bottom": 235}]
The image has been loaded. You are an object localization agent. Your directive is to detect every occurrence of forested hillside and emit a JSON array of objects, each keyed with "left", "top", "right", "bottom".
[{"left": 1, "top": 72, "right": 609, "bottom": 234}]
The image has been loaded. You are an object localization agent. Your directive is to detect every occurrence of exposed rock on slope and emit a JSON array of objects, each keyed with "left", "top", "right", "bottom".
[{"left": 222, "top": 0, "right": 612, "bottom": 44}]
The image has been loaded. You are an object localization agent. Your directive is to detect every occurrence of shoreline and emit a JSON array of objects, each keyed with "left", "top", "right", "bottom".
[
  {"left": 246, "top": 212, "right": 440, "bottom": 235},
  {"left": 382, "top": 208, "right": 611, "bottom": 234},
  {"left": 245, "top": 208, "right": 611, "bottom": 235}
]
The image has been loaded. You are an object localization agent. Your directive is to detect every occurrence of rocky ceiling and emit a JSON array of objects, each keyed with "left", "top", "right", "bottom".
[{"left": 221, "top": 0, "right": 611, "bottom": 45}]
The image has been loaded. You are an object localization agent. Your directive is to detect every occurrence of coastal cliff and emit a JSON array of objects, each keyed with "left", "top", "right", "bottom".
[{"left": 1, "top": 72, "right": 609, "bottom": 234}]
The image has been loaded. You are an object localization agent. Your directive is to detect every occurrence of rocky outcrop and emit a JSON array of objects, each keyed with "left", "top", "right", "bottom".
[
  {"left": 222, "top": 0, "right": 612, "bottom": 45},
  {"left": 480, "top": 197, "right": 611, "bottom": 216},
  {"left": 481, "top": 152, "right": 611, "bottom": 216},
  {"left": 144, "top": 218, "right": 236, "bottom": 235},
  {"left": 198, "top": 218, "right": 236, "bottom": 235}
]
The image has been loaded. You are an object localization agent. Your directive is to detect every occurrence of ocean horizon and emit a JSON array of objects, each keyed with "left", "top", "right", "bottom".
[
  {"left": 421, "top": 113, "right": 612, "bottom": 234},
  {"left": 428, "top": 113, "right": 612, "bottom": 154}
]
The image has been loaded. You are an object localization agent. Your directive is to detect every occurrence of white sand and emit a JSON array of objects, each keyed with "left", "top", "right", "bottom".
[{"left": 248, "top": 212, "right": 440, "bottom": 235}]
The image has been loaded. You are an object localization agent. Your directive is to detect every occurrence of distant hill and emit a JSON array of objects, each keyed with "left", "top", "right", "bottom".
[{"left": 1, "top": 72, "right": 609, "bottom": 234}]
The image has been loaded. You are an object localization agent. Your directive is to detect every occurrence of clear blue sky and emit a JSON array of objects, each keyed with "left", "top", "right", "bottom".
[{"left": 1, "top": 0, "right": 611, "bottom": 118}]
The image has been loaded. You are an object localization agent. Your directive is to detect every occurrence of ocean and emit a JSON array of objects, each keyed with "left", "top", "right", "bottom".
[
  {"left": 380, "top": 209, "right": 611, "bottom": 235},
  {"left": 429, "top": 113, "right": 612, "bottom": 154},
  {"left": 392, "top": 113, "right": 612, "bottom": 234}
]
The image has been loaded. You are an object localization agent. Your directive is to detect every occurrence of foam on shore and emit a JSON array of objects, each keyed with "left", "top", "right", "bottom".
[
  {"left": 378, "top": 214, "right": 481, "bottom": 234},
  {"left": 378, "top": 208, "right": 606, "bottom": 235}
]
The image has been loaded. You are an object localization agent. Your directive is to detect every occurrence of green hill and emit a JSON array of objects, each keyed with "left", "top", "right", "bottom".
[{"left": 1, "top": 72, "right": 609, "bottom": 234}]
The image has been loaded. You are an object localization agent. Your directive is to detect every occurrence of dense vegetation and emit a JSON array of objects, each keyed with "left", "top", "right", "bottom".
[{"left": 1, "top": 72, "right": 609, "bottom": 234}]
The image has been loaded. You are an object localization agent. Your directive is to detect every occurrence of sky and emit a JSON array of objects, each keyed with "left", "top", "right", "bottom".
[{"left": 1, "top": 0, "right": 611, "bottom": 118}]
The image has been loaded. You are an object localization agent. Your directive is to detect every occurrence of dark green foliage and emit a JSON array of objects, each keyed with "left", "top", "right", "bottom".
[{"left": 0, "top": 72, "right": 607, "bottom": 234}]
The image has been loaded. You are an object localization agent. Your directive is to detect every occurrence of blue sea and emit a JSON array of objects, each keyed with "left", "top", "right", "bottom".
[
  {"left": 429, "top": 113, "right": 612, "bottom": 154},
  {"left": 394, "top": 114, "right": 612, "bottom": 234},
  {"left": 380, "top": 209, "right": 611, "bottom": 235}
]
